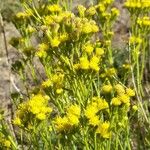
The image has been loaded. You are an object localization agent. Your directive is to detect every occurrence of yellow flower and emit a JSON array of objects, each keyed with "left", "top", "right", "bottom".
[
  {"left": 129, "top": 36, "right": 142, "bottom": 44},
  {"left": 96, "top": 121, "right": 111, "bottom": 138},
  {"left": 82, "top": 23, "right": 93, "bottom": 34},
  {"left": 111, "top": 8, "right": 120, "bottom": 16},
  {"left": 79, "top": 57, "right": 90, "bottom": 70},
  {"left": 114, "top": 84, "right": 125, "bottom": 95},
  {"left": 44, "top": 16, "right": 54, "bottom": 25},
  {"left": 89, "top": 56, "right": 100, "bottom": 71},
  {"left": 73, "top": 63, "right": 80, "bottom": 70},
  {"left": 96, "top": 48, "right": 104, "bottom": 56},
  {"left": 4, "top": 140, "right": 11, "bottom": 148},
  {"left": 97, "top": 4, "right": 106, "bottom": 12},
  {"left": 132, "top": 105, "right": 138, "bottom": 111},
  {"left": 36, "top": 113, "right": 46, "bottom": 120},
  {"left": 67, "top": 114, "right": 79, "bottom": 126},
  {"left": 126, "top": 88, "right": 135, "bottom": 97},
  {"left": 102, "top": 84, "right": 113, "bottom": 93},
  {"left": 16, "top": 12, "right": 28, "bottom": 19},
  {"left": 67, "top": 104, "right": 81, "bottom": 117},
  {"left": 36, "top": 43, "right": 49, "bottom": 58},
  {"left": 14, "top": 94, "right": 52, "bottom": 127},
  {"left": 86, "top": 6, "right": 96, "bottom": 16},
  {"left": 36, "top": 50, "right": 47, "bottom": 58},
  {"left": 92, "top": 24, "right": 99, "bottom": 33},
  {"left": 77, "top": 5, "right": 86, "bottom": 17},
  {"left": 111, "top": 97, "right": 121, "bottom": 106},
  {"left": 54, "top": 116, "right": 70, "bottom": 132},
  {"left": 89, "top": 115, "right": 100, "bottom": 126},
  {"left": 97, "top": 98, "right": 109, "bottom": 110},
  {"left": 50, "top": 37, "right": 61, "bottom": 48},
  {"left": 83, "top": 44, "right": 94, "bottom": 54},
  {"left": 119, "top": 94, "right": 130, "bottom": 104},
  {"left": 56, "top": 88, "right": 63, "bottom": 94},
  {"left": 106, "top": 68, "right": 117, "bottom": 77},
  {"left": 42, "top": 79, "right": 52, "bottom": 88},
  {"left": 13, "top": 117, "right": 22, "bottom": 126},
  {"left": 47, "top": 4, "right": 62, "bottom": 12},
  {"left": 85, "top": 105, "right": 98, "bottom": 119},
  {"left": 59, "top": 33, "right": 69, "bottom": 42}
]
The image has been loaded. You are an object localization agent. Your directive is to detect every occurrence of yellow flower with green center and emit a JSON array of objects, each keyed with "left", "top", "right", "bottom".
[{"left": 44, "top": 16, "right": 54, "bottom": 25}]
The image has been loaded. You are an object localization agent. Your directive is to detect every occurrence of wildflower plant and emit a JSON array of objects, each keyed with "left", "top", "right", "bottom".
[{"left": 1, "top": 0, "right": 150, "bottom": 149}]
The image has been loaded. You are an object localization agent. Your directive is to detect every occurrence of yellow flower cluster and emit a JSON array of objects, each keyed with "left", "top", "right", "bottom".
[
  {"left": 36, "top": 43, "right": 49, "bottom": 58},
  {"left": 41, "top": 73, "right": 64, "bottom": 94},
  {"left": 13, "top": 94, "right": 52, "bottom": 127},
  {"left": 74, "top": 55, "right": 100, "bottom": 72},
  {"left": 85, "top": 97, "right": 108, "bottom": 126},
  {"left": 111, "top": 85, "right": 135, "bottom": 106},
  {"left": 137, "top": 17, "right": 150, "bottom": 29},
  {"left": 54, "top": 104, "right": 81, "bottom": 132},
  {"left": 0, "top": 133, "right": 11, "bottom": 149},
  {"left": 100, "top": 67, "right": 117, "bottom": 78},
  {"left": 84, "top": 97, "right": 111, "bottom": 138},
  {"left": 124, "top": 0, "right": 150, "bottom": 10},
  {"left": 94, "top": 1, "right": 119, "bottom": 21},
  {"left": 129, "top": 36, "right": 142, "bottom": 44},
  {"left": 47, "top": 4, "right": 62, "bottom": 13},
  {"left": 96, "top": 121, "right": 111, "bottom": 138}
]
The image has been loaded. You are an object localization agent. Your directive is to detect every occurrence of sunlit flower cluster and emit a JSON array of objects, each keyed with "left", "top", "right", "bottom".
[
  {"left": 54, "top": 104, "right": 81, "bottom": 132},
  {"left": 124, "top": 0, "right": 150, "bottom": 11},
  {"left": 0, "top": 133, "right": 11, "bottom": 149},
  {"left": 13, "top": 94, "right": 52, "bottom": 128},
  {"left": 5, "top": 0, "right": 141, "bottom": 149},
  {"left": 137, "top": 16, "right": 150, "bottom": 30}
]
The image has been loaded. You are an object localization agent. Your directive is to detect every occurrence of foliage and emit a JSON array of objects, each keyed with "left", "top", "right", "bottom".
[{"left": 0, "top": 0, "right": 150, "bottom": 149}]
